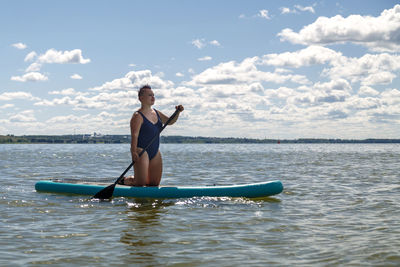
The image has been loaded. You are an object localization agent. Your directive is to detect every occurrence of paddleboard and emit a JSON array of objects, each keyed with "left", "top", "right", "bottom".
[{"left": 35, "top": 180, "right": 283, "bottom": 198}]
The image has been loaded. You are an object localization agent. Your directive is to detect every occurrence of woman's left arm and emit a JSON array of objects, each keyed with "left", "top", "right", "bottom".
[{"left": 159, "top": 105, "right": 184, "bottom": 125}]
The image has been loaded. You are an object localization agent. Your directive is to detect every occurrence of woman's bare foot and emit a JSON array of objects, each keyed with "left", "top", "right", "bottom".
[{"left": 122, "top": 176, "right": 135, "bottom": 186}]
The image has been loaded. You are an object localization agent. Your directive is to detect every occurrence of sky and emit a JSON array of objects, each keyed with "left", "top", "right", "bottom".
[{"left": 1, "top": 0, "right": 399, "bottom": 139}]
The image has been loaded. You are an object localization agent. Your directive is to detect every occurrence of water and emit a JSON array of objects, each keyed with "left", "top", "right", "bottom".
[{"left": 1, "top": 143, "right": 399, "bottom": 266}]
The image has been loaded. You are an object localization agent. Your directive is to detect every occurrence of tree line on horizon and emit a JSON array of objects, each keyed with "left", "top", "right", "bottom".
[{"left": 1, "top": 134, "right": 399, "bottom": 144}]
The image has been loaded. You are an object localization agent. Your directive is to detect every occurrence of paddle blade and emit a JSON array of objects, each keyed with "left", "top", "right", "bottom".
[{"left": 92, "top": 183, "right": 116, "bottom": 200}]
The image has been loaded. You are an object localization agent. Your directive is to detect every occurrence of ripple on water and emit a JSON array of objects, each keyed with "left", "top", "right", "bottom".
[{"left": 1, "top": 144, "right": 400, "bottom": 266}]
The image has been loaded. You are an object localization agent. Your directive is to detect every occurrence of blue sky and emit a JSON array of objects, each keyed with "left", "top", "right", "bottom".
[{"left": 1, "top": 0, "right": 399, "bottom": 138}]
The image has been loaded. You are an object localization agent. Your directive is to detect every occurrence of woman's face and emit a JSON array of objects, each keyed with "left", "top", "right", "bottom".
[{"left": 139, "top": 88, "right": 155, "bottom": 105}]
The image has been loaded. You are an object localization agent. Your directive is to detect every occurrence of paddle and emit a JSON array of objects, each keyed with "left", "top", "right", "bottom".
[{"left": 92, "top": 108, "right": 181, "bottom": 199}]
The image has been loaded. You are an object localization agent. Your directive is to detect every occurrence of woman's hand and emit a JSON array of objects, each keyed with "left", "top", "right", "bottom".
[
  {"left": 131, "top": 151, "right": 139, "bottom": 162},
  {"left": 176, "top": 105, "right": 184, "bottom": 112}
]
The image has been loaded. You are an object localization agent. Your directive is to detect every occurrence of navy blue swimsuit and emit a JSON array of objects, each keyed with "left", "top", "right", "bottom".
[{"left": 137, "top": 109, "right": 163, "bottom": 160}]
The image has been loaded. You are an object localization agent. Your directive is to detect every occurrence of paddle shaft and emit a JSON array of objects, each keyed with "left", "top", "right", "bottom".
[{"left": 114, "top": 108, "right": 180, "bottom": 184}]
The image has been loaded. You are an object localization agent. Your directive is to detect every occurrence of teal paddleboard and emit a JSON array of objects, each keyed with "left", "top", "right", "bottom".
[{"left": 35, "top": 180, "right": 283, "bottom": 198}]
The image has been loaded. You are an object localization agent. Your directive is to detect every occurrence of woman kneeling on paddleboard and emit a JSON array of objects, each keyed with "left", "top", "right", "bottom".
[{"left": 121, "top": 85, "right": 184, "bottom": 186}]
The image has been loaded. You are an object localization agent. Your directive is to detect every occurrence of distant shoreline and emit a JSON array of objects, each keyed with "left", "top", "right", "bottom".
[{"left": 1, "top": 134, "right": 399, "bottom": 144}]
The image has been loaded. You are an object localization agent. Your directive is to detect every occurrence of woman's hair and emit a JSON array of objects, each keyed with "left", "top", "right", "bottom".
[{"left": 138, "top": 84, "right": 151, "bottom": 97}]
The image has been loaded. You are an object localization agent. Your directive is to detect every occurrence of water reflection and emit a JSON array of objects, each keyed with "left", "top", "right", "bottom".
[
  {"left": 123, "top": 199, "right": 170, "bottom": 226},
  {"left": 120, "top": 199, "right": 174, "bottom": 265}
]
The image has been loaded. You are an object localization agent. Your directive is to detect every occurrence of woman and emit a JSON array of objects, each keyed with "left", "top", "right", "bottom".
[{"left": 121, "top": 85, "right": 183, "bottom": 186}]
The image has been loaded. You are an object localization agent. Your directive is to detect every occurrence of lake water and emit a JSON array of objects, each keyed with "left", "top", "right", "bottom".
[{"left": 1, "top": 143, "right": 399, "bottom": 266}]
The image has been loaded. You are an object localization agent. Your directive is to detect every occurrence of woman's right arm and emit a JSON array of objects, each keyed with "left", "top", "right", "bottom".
[{"left": 130, "top": 112, "right": 143, "bottom": 162}]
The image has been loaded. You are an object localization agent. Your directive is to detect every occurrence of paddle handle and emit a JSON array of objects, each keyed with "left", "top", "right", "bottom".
[{"left": 114, "top": 108, "right": 181, "bottom": 184}]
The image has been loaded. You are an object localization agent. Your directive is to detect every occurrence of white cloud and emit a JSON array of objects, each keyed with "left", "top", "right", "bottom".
[
  {"left": 277, "top": 80, "right": 351, "bottom": 108},
  {"left": 70, "top": 74, "right": 83, "bottom": 80},
  {"left": 16, "top": 48, "right": 90, "bottom": 77},
  {"left": 33, "top": 70, "right": 180, "bottom": 114},
  {"left": 261, "top": 45, "right": 340, "bottom": 68},
  {"left": 294, "top": 5, "right": 315, "bottom": 14},
  {"left": 314, "top": 79, "right": 352, "bottom": 92},
  {"left": 37, "top": 48, "right": 90, "bottom": 64},
  {"left": 176, "top": 72, "right": 184, "bottom": 77},
  {"left": 192, "top": 39, "right": 206, "bottom": 49},
  {"left": 362, "top": 72, "right": 396, "bottom": 86},
  {"left": 38, "top": 112, "right": 130, "bottom": 134},
  {"left": 25, "top": 62, "right": 42, "bottom": 72},
  {"left": 172, "top": 86, "right": 197, "bottom": 97},
  {"left": 191, "top": 38, "right": 221, "bottom": 49},
  {"left": 0, "top": 104, "right": 14, "bottom": 109},
  {"left": 89, "top": 77, "right": 132, "bottom": 91},
  {"left": 33, "top": 70, "right": 191, "bottom": 115},
  {"left": 381, "top": 89, "right": 400, "bottom": 104},
  {"left": 8, "top": 59, "right": 399, "bottom": 138},
  {"left": 46, "top": 114, "right": 90, "bottom": 124},
  {"left": 358, "top": 86, "right": 380, "bottom": 96},
  {"left": 209, "top": 40, "right": 221, "bottom": 47},
  {"left": 90, "top": 70, "right": 174, "bottom": 92},
  {"left": 5, "top": 41, "right": 398, "bottom": 138},
  {"left": 178, "top": 45, "right": 399, "bottom": 138},
  {"left": 10, "top": 72, "right": 48, "bottom": 82},
  {"left": 280, "top": 5, "right": 315, "bottom": 14},
  {"left": 258, "top": 9, "right": 271, "bottom": 20},
  {"left": 25, "top": 51, "right": 37, "bottom": 62},
  {"left": 278, "top": 4, "right": 400, "bottom": 52},
  {"left": 9, "top": 110, "right": 36, "bottom": 122},
  {"left": 23, "top": 48, "right": 91, "bottom": 72},
  {"left": 349, "top": 96, "right": 380, "bottom": 111},
  {"left": 187, "top": 57, "right": 310, "bottom": 86},
  {"left": 34, "top": 96, "right": 74, "bottom": 107},
  {"left": 35, "top": 90, "right": 140, "bottom": 111},
  {"left": 274, "top": 68, "right": 292, "bottom": 74},
  {"left": 0, "top": 91, "right": 40, "bottom": 101},
  {"left": 187, "top": 59, "right": 256, "bottom": 85},
  {"left": 261, "top": 46, "right": 400, "bottom": 86},
  {"left": 198, "top": 56, "right": 212, "bottom": 61},
  {"left": 323, "top": 53, "right": 400, "bottom": 85},
  {"left": 49, "top": 88, "right": 77, "bottom": 95},
  {"left": 12, "top": 42, "right": 27, "bottom": 50},
  {"left": 280, "top": 7, "right": 292, "bottom": 14}
]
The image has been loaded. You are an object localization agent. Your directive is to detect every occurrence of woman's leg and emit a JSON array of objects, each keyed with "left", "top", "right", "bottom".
[
  {"left": 147, "top": 150, "right": 162, "bottom": 186},
  {"left": 124, "top": 149, "right": 149, "bottom": 186}
]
